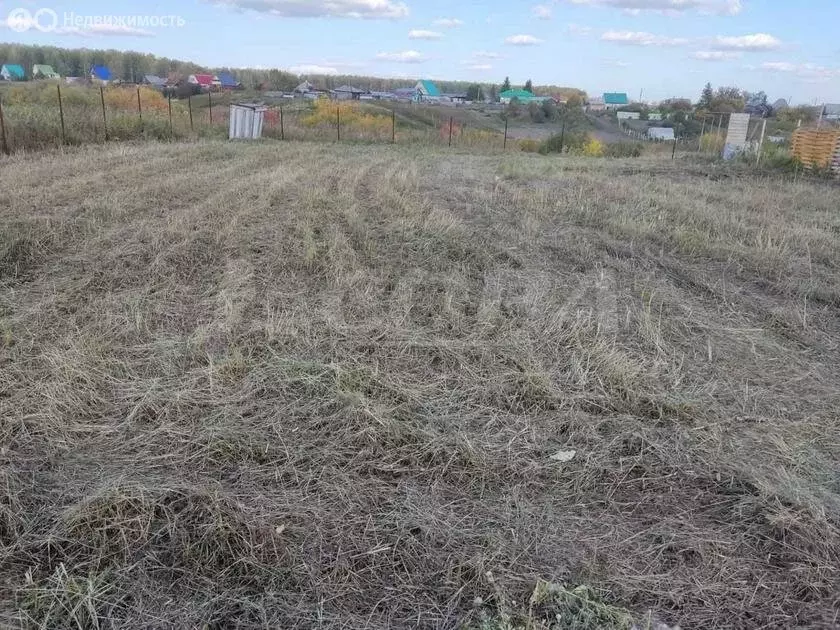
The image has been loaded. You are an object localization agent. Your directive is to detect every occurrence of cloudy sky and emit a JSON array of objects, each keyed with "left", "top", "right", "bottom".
[{"left": 1, "top": 0, "right": 838, "bottom": 103}]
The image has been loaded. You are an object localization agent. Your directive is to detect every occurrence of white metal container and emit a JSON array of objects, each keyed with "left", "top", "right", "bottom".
[
  {"left": 229, "top": 103, "right": 268, "bottom": 140},
  {"left": 722, "top": 113, "right": 750, "bottom": 160}
]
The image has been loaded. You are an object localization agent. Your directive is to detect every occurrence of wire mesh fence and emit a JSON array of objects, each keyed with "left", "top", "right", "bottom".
[
  {"left": 0, "top": 84, "right": 785, "bottom": 162},
  {"left": 0, "top": 84, "right": 233, "bottom": 153},
  {"left": 0, "top": 85, "right": 516, "bottom": 155}
]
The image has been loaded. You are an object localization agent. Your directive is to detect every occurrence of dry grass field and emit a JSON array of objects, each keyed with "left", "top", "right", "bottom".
[{"left": 1, "top": 141, "right": 839, "bottom": 629}]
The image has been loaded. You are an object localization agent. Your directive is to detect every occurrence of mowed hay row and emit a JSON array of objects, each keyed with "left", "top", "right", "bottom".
[{"left": 1, "top": 141, "right": 840, "bottom": 628}]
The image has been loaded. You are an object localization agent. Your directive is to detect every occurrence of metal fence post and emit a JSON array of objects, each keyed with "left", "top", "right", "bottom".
[
  {"left": 168, "top": 94, "right": 173, "bottom": 136},
  {"left": 137, "top": 88, "right": 145, "bottom": 134},
  {"left": 559, "top": 121, "right": 566, "bottom": 154},
  {"left": 57, "top": 85, "right": 66, "bottom": 146},
  {"left": 392, "top": 109, "right": 396, "bottom": 144},
  {"left": 188, "top": 95, "right": 194, "bottom": 131},
  {"left": 100, "top": 86, "right": 108, "bottom": 141},
  {"left": 672, "top": 137, "right": 677, "bottom": 160},
  {"left": 756, "top": 118, "right": 767, "bottom": 167},
  {"left": 0, "top": 97, "right": 8, "bottom": 155},
  {"left": 337, "top": 107, "right": 341, "bottom": 141},
  {"left": 448, "top": 116, "right": 453, "bottom": 147},
  {"left": 503, "top": 117, "right": 508, "bottom": 150},
  {"left": 280, "top": 107, "right": 284, "bottom": 140},
  {"left": 208, "top": 91, "right": 213, "bottom": 124}
]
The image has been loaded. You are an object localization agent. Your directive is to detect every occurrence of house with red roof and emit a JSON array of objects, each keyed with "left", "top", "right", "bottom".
[{"left": 188, "top": 74, "right": 219, "bottom": 91}]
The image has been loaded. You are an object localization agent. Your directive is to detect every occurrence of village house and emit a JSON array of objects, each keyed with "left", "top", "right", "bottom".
[
  {"left": 604, "top": 92, "right": 630, "bottom": 110},
  {"left": 331, "top": 85, "right": 367, "bottom": 100},
  {"left": 90, "top": 65, "right": 112, "bottom": 84},
  {"left": 415, "top": 80, "right": 441, "bottom": 102},
  {"left": 1, "top": 64, "right": 26, "bottom": 81},
  {"left": 33, "top": 64, "right": 60, "bottom": 79}
]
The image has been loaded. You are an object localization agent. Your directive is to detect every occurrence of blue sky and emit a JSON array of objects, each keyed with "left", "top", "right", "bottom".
[{"left": 1, "top": 0, "right": 838, "bottom": 103}]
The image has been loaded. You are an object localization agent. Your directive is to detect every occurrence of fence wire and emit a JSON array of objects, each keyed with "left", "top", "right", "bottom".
[
  {"left": 0, "top": 86, "right": 520, "bottom": 155},
  {"left": 0, "top": 85, "right": 757, "bottom": 159}
]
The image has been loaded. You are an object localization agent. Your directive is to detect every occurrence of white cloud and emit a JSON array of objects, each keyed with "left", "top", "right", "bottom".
[
  {"left": 601, "top": 30, "right": 689, "bottom": 46},
  {"left": 462, "top": 52, "right": 502, "bottom": 71},
  {"left": 564, "top": 0, "right": 742, "bottom": 15},
  {"left": 801, "top": 64, "right": 832, "bottom": 78},
  {"left": 757, "top": 62, "right": 840, "bottom": 81},
  {"left": 760, "top": 61, "right": 797, "bottom": 72},
  {"left": 289, "top": 64, "right": 339, "bottom": 74},
  {"left": 376, "top": 50, "right": 428, "bottom": 63},
  {"left": 598, "top": 30, "right": 781, "bottom": 54},
  {"left": 408, "top": 29, "right": 443, "bottom": 40},
  {"left": 433, "top": 17, "right": 463, "bottom": 27},
  {"left": 533, "top": 4, "right": 553, "bottom": 19},
  {"left": 567, "top": 23, "right": 593, "bottom": 35},
  {"left": 53, "top": 24, "right": 155, "bottom": 37},
  {"left": 505, "top": 34, "right": 543, "bottom": 46},
  {"left": 692, "top": 50, "right": 741, "bottom": 61},
  {"left": 711, "top": 33, "right": 781, "bottom": 51},
  {"left": 472, "top": 51, "right": 503, "bottom": 59},
  {"left": 205, "top": 0, "right": 408, "bottom": 19}
]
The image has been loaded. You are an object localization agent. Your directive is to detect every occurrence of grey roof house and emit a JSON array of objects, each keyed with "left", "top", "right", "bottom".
[
  {"left": 394, "top": 87, "right": 419, "bottom": 100},
  {"left": 143, "top": 75, "right": 167, "bottom": 88},
  {"left": 295, "top": 80, "right": 315, "bottom": 93},
  {"left": 822, "top": 104, "right": 840, "bottom": 121},
  {"left": 331, "top": 85, "right": 366, "bottom": 100}
]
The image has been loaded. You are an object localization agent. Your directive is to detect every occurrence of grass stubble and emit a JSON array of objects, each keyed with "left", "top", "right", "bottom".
[{"left": 1, "top": 140, "right": 839, "bottom": 628}]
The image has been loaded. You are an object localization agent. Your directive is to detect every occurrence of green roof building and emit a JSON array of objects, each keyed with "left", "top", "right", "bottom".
[
  {"left": 500, "top": 89, "right": 551, "bottom": 104},
  {"left": 33, "top": 64, "right": 60, "bottom": 79},
  {"left": 416, "top": 80, "right": 441, "bottom": 98},
  {"left": 603, "top": 92, "right": 630, "bottom": 109},
  {"left": 1, "top": 64, "right": 25, "bottom": 81}
]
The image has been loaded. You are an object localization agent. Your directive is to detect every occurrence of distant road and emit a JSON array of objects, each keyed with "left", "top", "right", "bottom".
[
  {"left": 505, "top": 113, "right": 639, "bottom": 144},
  {"left": 585, "top": 113, "right": 635, "bottom": 143}
]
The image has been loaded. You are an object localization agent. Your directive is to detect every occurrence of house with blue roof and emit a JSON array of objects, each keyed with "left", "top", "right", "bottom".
[
  {"left": 217, "top": 72, "right": 242, "bottom": 90},
  {"left": 1, "top": 64, "right": 26, "bottom": 81},
  {"left": 90, "top": 65, "right": 112, "bottom": 84},
  {"left": 415, "top": 80, "right": 441, "bottom": 101}
]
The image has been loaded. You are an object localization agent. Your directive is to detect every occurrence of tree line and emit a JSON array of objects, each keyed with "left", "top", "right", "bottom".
[{"left": 0, "top": 42, "right": 206, "bottom": 83}]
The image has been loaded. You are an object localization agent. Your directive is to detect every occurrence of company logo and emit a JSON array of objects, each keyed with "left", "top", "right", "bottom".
[{"left": 6, "top": 7, "right": 59, "bottom": 33}]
